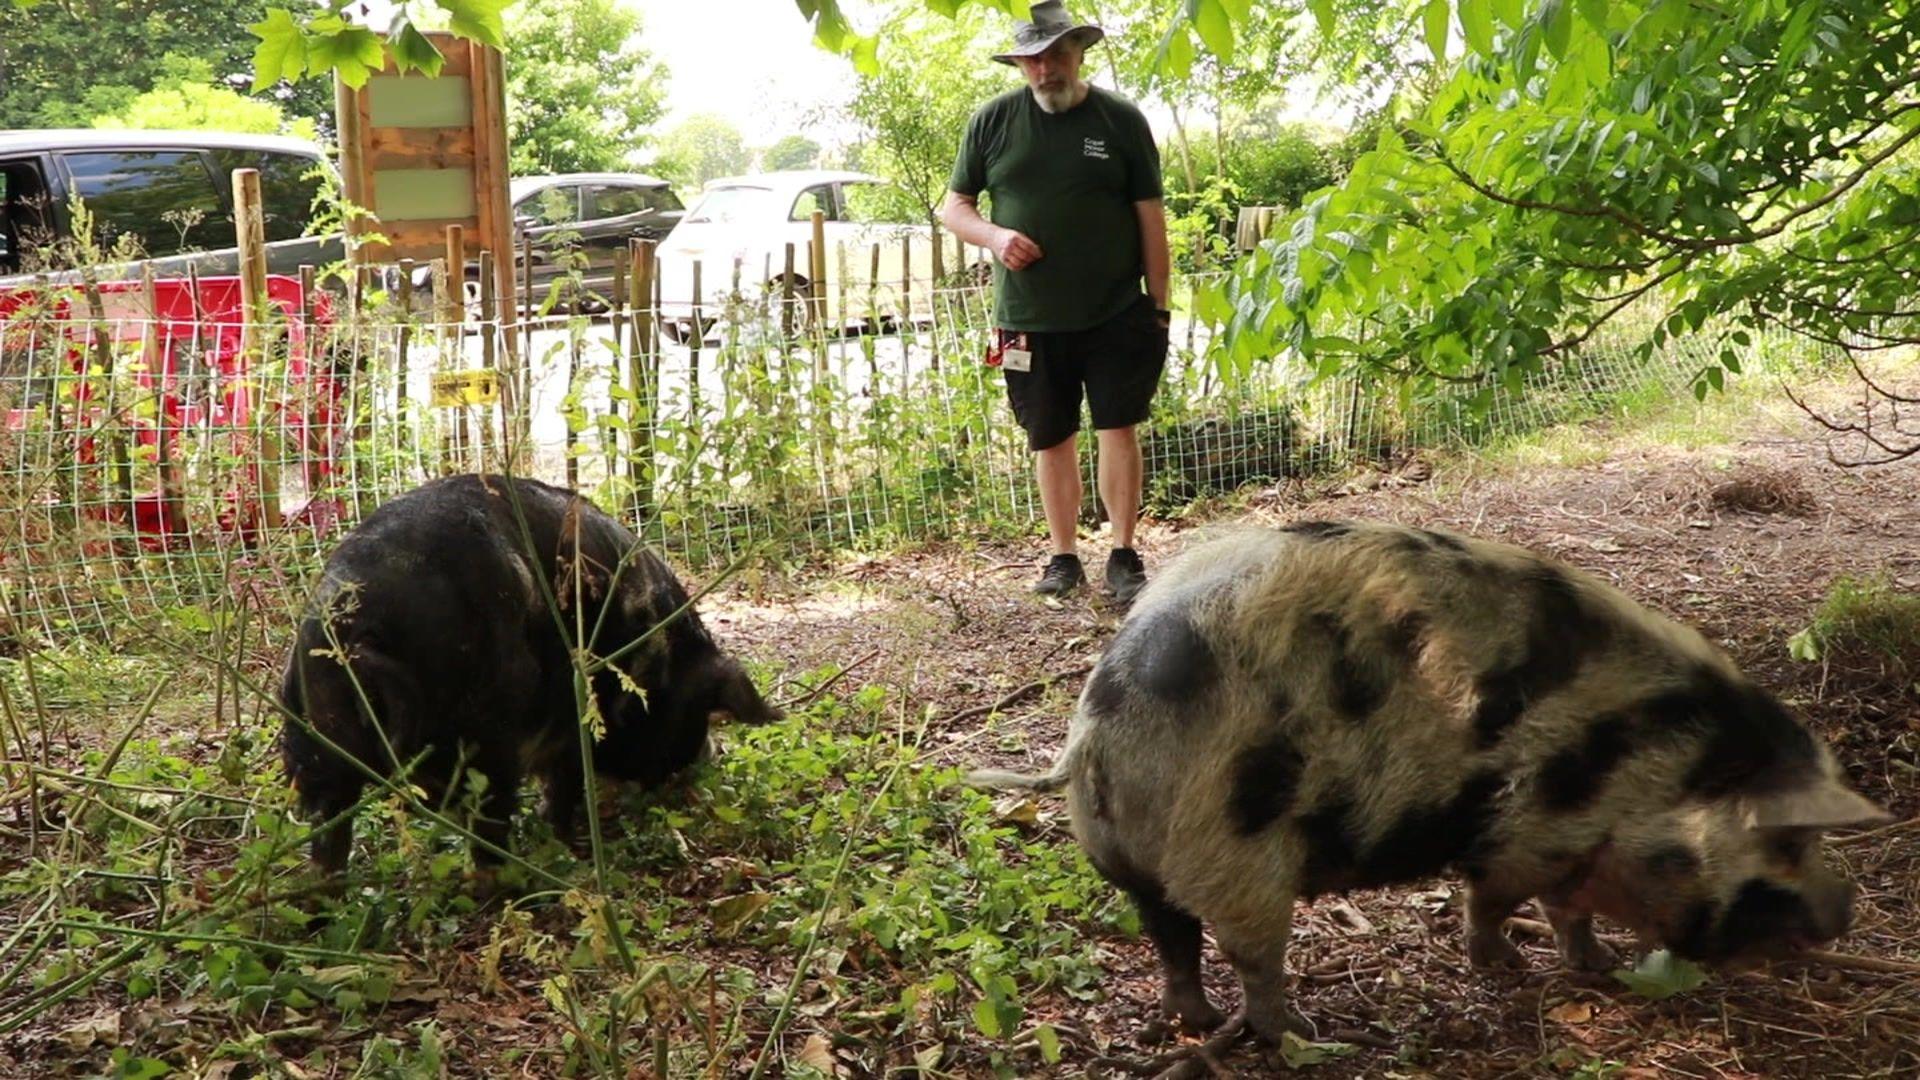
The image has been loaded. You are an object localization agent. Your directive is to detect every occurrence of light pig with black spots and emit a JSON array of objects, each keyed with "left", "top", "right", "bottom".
[{"left": 970, "top": 520, "right": 1888, "bottom": 1039}]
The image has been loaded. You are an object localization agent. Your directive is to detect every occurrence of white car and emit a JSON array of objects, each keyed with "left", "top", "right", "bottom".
[{"left": 654, "top": 170, "right": 947, "bottom": 340}]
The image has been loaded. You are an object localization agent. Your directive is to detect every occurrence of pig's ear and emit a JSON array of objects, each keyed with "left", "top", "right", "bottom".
[{"left": 1745, "top": 780, "right": 1892, "bottom": 830}]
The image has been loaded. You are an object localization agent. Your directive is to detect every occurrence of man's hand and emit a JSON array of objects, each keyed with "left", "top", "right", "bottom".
[{"left": 992, "top": 227, "right": 1044, "bottom": 271}]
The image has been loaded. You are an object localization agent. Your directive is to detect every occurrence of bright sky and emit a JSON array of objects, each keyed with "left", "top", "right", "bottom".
[
  {"left": 623, "top": 0, "right": 1352, "bottom": 148},
  {"left": 621, "top": 0, "right": 876, "bottom": 147}
]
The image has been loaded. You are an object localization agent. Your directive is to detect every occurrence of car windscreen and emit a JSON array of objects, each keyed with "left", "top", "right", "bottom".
[{"left": 682, "top": 186, "right": 775, "bottom": 224}]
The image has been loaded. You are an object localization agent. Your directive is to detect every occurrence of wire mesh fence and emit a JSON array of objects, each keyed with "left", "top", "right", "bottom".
[{"left": 0, "top": 265, "right": 1834, "bottom": 641}]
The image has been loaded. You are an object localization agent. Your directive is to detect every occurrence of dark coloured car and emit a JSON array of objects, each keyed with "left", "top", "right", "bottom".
[
  {"left": 0, "top": 129, "right": 340, "bottom": 285},
  {"left": 406, "top": 172, "right": 685, "bottom": 316}
]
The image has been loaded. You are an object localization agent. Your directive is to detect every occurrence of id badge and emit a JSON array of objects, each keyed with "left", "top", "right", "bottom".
[{"left": 992, "top": 329, "right": 1031, "bottom": 372}]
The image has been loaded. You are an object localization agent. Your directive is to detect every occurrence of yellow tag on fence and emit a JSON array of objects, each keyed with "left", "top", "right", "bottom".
[{"left": 431, "top": 369, "right": 501, "bottom": 407}]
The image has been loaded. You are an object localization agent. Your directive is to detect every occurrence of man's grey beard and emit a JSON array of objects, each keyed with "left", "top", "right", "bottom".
[{"left": 1030, "top": 82, "right": 1079, "bottom": 113}]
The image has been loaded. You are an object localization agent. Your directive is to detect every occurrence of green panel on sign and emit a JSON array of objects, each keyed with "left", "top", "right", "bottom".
[
  {"left": 374, "top": 168, "right": 476, "bottom": 221},
  {"left": 368, "top": 75, "right": 472, "bottom": 128}
]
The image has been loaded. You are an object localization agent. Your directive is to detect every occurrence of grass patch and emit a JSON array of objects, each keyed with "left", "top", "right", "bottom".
[{"left": 1789, "top": 575, "right": 1920, "bottom": 678}]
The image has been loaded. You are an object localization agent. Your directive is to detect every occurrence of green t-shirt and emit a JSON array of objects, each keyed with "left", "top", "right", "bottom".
[{"left": 950, "top": 85, "right": 1162, "bottom": 333}]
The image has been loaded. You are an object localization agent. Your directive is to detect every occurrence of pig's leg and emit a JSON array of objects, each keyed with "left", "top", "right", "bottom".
[
  {"left": 1464, "top": 882, "right": 1528, "bottom": 969},
  {"left": 1541, "top": 895, "right": 1618, "bottom": 971},
  {"left": 1214, "top": 902, "right": 1311, "bottom": 1041},
  {"left": 302, "top": 777, "right": 364, "bottom": 874},
  {"left": 541, "top": 748, "right": 585, "bottom": 846},
  {"left": 1131, "top": 889, "right": 1224, "bottom": 1032}
]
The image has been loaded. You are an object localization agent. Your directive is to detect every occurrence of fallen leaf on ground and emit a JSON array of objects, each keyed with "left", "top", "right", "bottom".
[
  {"left": 795, "top": 1032, "right": 841, "bottom": 1076},
  {"left": 1546, "top": 1001, "right": 1593, "bottom": 1024}
]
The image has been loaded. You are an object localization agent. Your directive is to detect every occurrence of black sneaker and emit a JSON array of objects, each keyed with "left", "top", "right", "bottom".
[
  {"left": 1106, "top": 547, "right": 1147, "bottom": 607},
  {"left": 1033, "top": 553, "right": 1087, "bottom": 596}
]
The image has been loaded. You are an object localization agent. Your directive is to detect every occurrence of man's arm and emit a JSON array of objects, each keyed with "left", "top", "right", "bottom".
[
  {"left": 1135, "top": 197, "right": 1170, "bottom": 321},
  {"left": 940, "top": 191, "right": 1043, "bottom": 271}
]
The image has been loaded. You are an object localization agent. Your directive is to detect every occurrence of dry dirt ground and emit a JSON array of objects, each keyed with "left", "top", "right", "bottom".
[{"left": 708, "top": 397, "right": 1920, "bottom": 1078}]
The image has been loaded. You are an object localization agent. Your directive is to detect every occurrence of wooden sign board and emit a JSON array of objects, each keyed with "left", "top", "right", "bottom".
[{"left": 334, "top": 32, "right": 513, "bottom": 314}]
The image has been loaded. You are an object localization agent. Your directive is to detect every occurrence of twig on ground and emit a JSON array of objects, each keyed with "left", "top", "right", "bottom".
[
  {"left": 1794, "top": 949, "right": 1920, "bottom": 976},
  {"left": 1833, "top": 817, "right": 1919, "bottom": 847},
  {"left": 944, "top": 664, "right": 1092, "bottom": 727},
  {"left": 1147, "top": 1013, "right": 1252, "bottom": 1080},
  {"left": 773, "top": 647, "right": 880, "bottom": 711}
]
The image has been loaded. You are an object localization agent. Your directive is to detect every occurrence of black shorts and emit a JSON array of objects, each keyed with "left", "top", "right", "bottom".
[{"left": 1002, "top": 294, "right": 1167, "bottom": 452}]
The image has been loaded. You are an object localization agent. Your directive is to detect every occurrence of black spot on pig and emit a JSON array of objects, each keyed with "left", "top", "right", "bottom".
[
  {"left": 1313, "top": 612, "right": 1391, "bottom": 720},
  {"left": 1125, "top": 608, "right": 1218, "bottom": 703},
  {"left": 1083, "top": 664, "right": 1129, "bottom": 717},
  {"left": 1421, "top": 529, "right": 1467, "bottom": 552},
  {"left": 1361, "top": 771, "right": 1505, "bottom": 885},
  {"left": 1281, "top": 520, "right": 1352, "bottom": 540},
  {"left": 1639, "top": 668, "right": 1818, "bottom": 797},
  {"left": 1643, "top": 844, "right": 1702, "bottom": 878},
  {"left": 1229, "top": 732, "right": 1306, "bottom": 836},
  {"left": 1677, "top": 879, "right": 1823, "bottom": 962},
  {"left": 1472, "top": 566, "right": 1610, "bottom": 747},
  {"left": 1297, "top": 772, "right": 1505, "bottom": 894},
  {"left": 1297, "top": 789, "right": 1363, "bottom": 896},
  {"left": 1537, "top": 713, "right": 1635, "bottom": 811}
]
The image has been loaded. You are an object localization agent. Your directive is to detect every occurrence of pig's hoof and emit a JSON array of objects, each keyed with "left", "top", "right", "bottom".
[
  {"left": 1243, "top": 1001, "right": 1313, "bottom": 1043},
  {"left": 1560, "top": 934, "right": 1619, "bottom": 972},
  {"left": 1467, "top": 932, "right": 1527, "bottom": 970},
  {"left": 1163, "top": 991, "right": 1226, "bottom": 1033}
]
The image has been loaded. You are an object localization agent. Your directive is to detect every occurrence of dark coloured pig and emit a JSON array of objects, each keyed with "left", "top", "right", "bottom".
[
  {"left": 970, "top": 520, "right": 1888, "bottom": 1039},
  {"left": 279, "top": 474, "right": 779, "bottom": 872}
]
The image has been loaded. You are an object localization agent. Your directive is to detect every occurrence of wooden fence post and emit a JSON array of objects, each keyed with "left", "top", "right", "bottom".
[
  {"left": 628, "top": 239, "right": 657, "bottom": 519},
  {"left": 233, "top": 167, "right": 281, "bottom": 529}
]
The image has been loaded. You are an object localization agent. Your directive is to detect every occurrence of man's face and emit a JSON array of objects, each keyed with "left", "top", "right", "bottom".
[{"left": 1016, "top": 37, "right": 1085, "bottom": 113}]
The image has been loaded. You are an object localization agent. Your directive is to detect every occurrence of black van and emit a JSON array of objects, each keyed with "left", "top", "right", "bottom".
[{"left": 0, "top": 129, "right": 342, "bottom": 285}]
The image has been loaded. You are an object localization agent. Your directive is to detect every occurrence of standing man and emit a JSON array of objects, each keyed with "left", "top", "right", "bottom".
[{"left": 941, "top": 0, "right": 1170, "bottom": 605}]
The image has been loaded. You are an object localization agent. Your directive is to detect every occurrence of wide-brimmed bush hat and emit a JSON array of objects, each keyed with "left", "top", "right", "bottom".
[{"left": 992, "top": 1, "right": 1105, "bottom": 65}]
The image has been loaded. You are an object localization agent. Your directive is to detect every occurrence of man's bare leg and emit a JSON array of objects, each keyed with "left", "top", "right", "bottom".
[
  {"left": 1095, "top": 425, "right": 1142, "bottom": 549},
  {"left": 1035, "top": 434, "right": 1081, "bottom": 555}
]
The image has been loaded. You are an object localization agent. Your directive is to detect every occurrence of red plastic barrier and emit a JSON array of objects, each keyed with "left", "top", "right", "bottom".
[{"left": 0, "top": 274, "right": 344, "bottom": 548}]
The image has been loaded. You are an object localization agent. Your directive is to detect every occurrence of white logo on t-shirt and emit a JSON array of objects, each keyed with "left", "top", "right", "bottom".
[{"left": 1083, "top": 137, "right": 1109, "bottom": 159}]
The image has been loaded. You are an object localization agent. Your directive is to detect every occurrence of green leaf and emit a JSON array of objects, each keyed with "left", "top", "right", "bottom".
[
  {"left": 1193, "top": 0, "right": 1236, "bottom": 64},
  {"left": 387, "top": 21, "right": 446, "bottom": 77},
  {"left": 1163, "top": 26, "right": 1195, "bottom": 81},
  {"left": 248, "top": 8, "right": 309, "bottom": 91},
  {"left": 1035, "top": 1023, "right": 1061, "bottom": 1063},
  {"left": 307, "top": 25, "right": 387, "bottom": 89},
  {"left": 972, "top": 996, "right": 1002, "bottom": 1038},
  {"left": 1459, "top": 0, "right": 1494, "bottom": 55},
  {"left": 1543, "top": 0, "right": 1573, "bottom": 60},
  {"left": 439, "top": 0, "right": 510, "bottom": 49},
  {"left": 849, "top": 33, "right": 879, "bottom": 75},
  {"left": 1788, "top": 627, "right": 1823, "bottom": 662},
  {"left": 1279, "top": 1032, "right": 1358, "bottom": 1067},
  {"left": 1309, "top": 0, "right": 1336, "bottom": 37},
  {"left": 1423, "top": 0, "right": 1450, "bottom": 62},
  {"left": 1613, "top": 950, "right": 1709, "bottom": 1000},
  {"left": 709, "top": 892, "right": 774, "bottom": 937}
]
